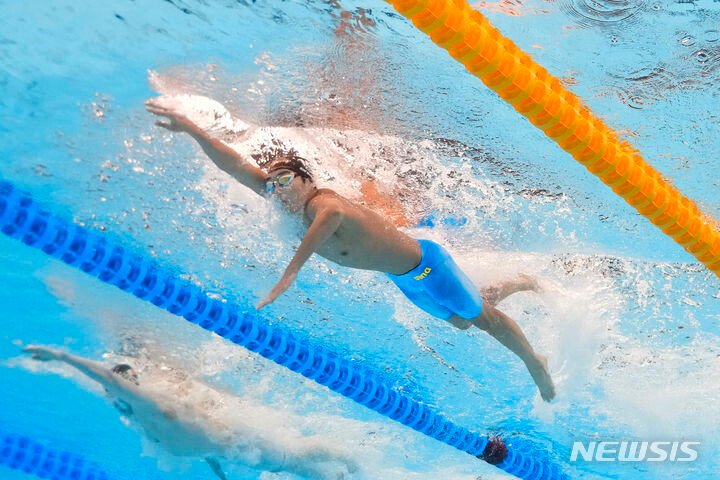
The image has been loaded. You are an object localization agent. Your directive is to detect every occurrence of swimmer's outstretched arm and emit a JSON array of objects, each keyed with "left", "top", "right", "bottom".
[
  {"left": 24, "top": 346, "right": 153, "bottom": 410},
  {"left": 23, "top": 345, "right": 118, "bottom": 388},
  {"left": 145, "top": 99, "right": 267, "bottom": 196},
  {"left": 256, "top": 200, "right": 344, "bottom": 309}
]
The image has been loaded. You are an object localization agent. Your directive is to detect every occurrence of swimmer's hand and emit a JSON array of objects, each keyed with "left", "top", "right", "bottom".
[
  {"left": 145, "top": 98, "right": 198, "bottom": 133},
  {"left": 23, "top": 345, "right": 61, "bottom": 362},
  {"left": 256, "top": 272, "right": 297, "bottom": 310}
]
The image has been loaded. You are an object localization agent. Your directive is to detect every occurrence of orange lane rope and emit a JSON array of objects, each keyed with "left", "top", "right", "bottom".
[{"left": 388, "top": 0, "right": 720, "bottom": 276}]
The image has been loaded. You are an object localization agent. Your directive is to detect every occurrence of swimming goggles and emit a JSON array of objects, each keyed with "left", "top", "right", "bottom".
[{"left": 265, "top": 173, "right": 296, "bottom": 194}]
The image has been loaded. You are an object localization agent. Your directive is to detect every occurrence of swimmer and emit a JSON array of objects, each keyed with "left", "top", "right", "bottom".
[
  {"left": 145, "top": 98, "right": 555, "bottom": 402},
  {"left": 22, "top": 345, "right": 358, "bottom": 479}
]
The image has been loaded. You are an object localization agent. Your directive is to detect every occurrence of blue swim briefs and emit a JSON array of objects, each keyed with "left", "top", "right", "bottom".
[{"left": 386, "top": 239, "right": 484, "bottom": 320}]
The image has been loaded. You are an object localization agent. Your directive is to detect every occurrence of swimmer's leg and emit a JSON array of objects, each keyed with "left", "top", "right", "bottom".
[
  {"left": 451, "top": 300, "right": 555, "bottom": 402},
  {"left": 480, "top": 273, "right": 540, "bottom": 307},
  {"left": 206, "top": 457, "right": 228, "bottom": 480}
]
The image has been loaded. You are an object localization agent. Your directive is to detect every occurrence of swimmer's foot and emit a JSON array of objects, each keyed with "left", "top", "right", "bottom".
[
  {"left": 517, "top": 273, "right": 542, "bottom": 294},
  {"left": 528, "top": 354, "right": 555, "bottom": 402},
  {"left": 481, "top": 273, "right": 542, "bottom": 306}
]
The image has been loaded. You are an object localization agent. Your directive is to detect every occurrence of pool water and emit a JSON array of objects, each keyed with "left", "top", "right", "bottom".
[{"left": 1, "top": 0, "right": 719, "bottom": 479}]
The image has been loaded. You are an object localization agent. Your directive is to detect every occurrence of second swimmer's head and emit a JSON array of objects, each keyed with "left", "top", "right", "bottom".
[{"left": 112, "top": 363, "right": 139, "bottom": 385}]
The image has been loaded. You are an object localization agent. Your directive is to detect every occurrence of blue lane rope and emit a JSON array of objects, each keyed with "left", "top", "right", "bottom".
[
  {"left": 0, "top": 431, "right": 110, "bottom": 480},
  {"left": 0, "top": 179, "right": 568, "bottom": 479}
]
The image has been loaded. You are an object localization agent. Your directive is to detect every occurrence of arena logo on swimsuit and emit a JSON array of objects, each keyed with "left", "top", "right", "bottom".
[{"left": 413, "top": 267, "right": 432, "bottom": 281}]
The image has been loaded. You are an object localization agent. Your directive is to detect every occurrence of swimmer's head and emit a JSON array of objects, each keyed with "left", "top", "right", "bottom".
[
  {"left": 111, "top": 364, "right": 139, "bottom": 385},
  {"left": 265, "top": 149, "right": 313, "bottom": 182},
  {"left": 258, "top": 148, "right": 317, "bottom": 212}
]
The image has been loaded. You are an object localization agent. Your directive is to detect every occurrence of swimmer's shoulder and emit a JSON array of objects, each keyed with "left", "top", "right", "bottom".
[
  {"left": 306, "top": 188, "right": 339, "bottom": 206},
  {"left": 304, "top": 189, "right": 352, "bottom": 218}
]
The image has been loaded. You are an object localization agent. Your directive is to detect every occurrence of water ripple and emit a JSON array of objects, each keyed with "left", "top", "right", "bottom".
[
  {"left": 607, "top": 66, "right": 680, "bottom": 109},
  {"left": 705, "top": 29, "right": 720, "bottom": 43},
  {"left": 559, "top": 0, "right": 649, "bottom": 29},
  {"left": 605, "top": 30, "right": 720, "bottom": 109},
  {"left": 695, "top": 46, "right": 720, "bottom": 78}
]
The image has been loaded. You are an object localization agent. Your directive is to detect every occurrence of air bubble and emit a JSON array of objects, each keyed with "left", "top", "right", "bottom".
[{"left": 679, "top": 34, "right": 696, "bottom": 47}]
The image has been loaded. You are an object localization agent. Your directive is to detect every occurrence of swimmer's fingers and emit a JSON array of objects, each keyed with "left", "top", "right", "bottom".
[
  {"left": 144, "top": 100, "right": 181, "bottom": 119},
  {"left": 256, "top": 289, "right": 280, "bottom": 310},
  {"left": 255, "top": 295, "right": 273, "bottom": 310},
  {"left": 145, "top": 102, "right": 193, "bottom": 132},
  {"left": 145, "top": 103, "right": 173, "bottom": 117},
  {"left": 155, "top": 120, "right": 182, "bottom": 132},
  {"left": 22, "top": 345, "right": 57, "bottom": 362},
  {"left": 144, "top": 97, "right": 169, "bottom": 110},
  {"left": 256, "top": 274, "right": 296, "bottom": 310},
  {"left": 22, "top": 344, "right": 41, "bottom": 354},
  {"left": 146, "top": 108, "right": 184, "bottom": 131}
]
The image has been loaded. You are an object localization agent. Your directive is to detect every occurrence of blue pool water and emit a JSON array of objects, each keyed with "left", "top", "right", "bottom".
[{"left": 1, "top": 0, "right": 719, "bottom": 479}]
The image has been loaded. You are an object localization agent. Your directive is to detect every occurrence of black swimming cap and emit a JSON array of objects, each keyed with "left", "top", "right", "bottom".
[
  {"left": 252, "top": 143, "right": 313, "bottom": 182},
  {"left": 111, "top": 364, "right": 134, "bottom": 375},
  {"left": 111, "top": 363, "right": 139, "bottom": 385}
]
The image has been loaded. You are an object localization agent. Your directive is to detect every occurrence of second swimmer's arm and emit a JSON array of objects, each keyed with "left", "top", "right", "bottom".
[
  {"left": 23, "top": 346, "right": 117, "bottom": 387},
  {"left": 206, "top": 457, "right": 228, "bottom": 480}
]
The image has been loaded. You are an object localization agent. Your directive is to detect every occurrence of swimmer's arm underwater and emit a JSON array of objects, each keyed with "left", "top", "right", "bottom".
[
  {"left": 145, "top": 99, "right": 267, "bottom": 196},
  {"left": 256, "top": 200, "right": 344, "bottom": 309},
  {"left": 23, "top": 345, "right": 118, "bottom": 387},
  {"left": 205, "top": 457, "right": 228, "bottom": 480}
]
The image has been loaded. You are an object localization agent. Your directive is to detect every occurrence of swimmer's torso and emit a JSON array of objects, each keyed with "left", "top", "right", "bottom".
[
  {"left": 110, "top": 385, "right": 225, "bottom": 457},
  {"left": 305, "top": 189, "right": 421, "bottom": 275},
  {"left": 110, "top": 378, "right": 293, "bottom": 470}
]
